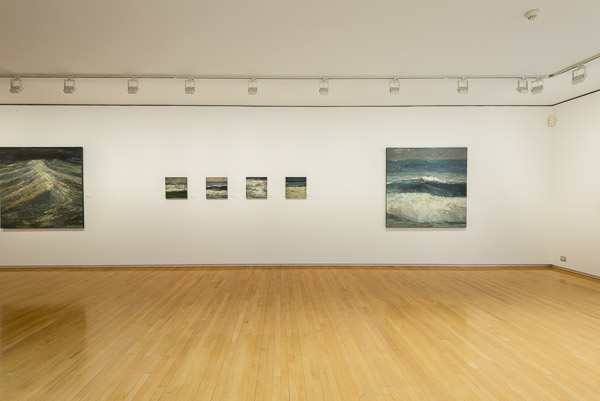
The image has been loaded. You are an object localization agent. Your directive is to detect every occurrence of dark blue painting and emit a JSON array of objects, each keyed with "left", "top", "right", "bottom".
[{"left": 386, "top": 148, "right": 467, "bottom": 228}]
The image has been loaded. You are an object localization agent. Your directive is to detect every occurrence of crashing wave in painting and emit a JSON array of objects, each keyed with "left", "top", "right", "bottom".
[
  {"left": 246, "top": 177, "right": 267, "bottom": 199},
  {"left": 206, "top": 177, "right": 228, "bottom": 199},
  {"left": 386, "top": 147, "right": 467, "bottom": 228},
  {"left": 165, "top": 177, "right": 188, "bottom": 199},
  {"left": 0, "top": 147, "right": 84, "bottom": 228}
]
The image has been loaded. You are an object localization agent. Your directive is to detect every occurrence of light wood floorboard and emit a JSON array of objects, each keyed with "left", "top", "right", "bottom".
[{"left": 0, "top": 267, "right": 599, "bottom": 401}]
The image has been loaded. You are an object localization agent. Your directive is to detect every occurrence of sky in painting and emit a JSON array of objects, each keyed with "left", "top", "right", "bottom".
[{"left": 386, "top": 148, "right": 467, "bottom": 160}]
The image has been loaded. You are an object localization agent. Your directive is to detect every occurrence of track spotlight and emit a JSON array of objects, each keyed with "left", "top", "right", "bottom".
[
  {"left": 9, "top": 77, "right": 23, "bottom": 93},
  {"left": 389, "top": 79, "right": 399, "bottom": 95},
  {"left": 457, "top": 79, "right": 468, "bottom": 94},
  {"left": 128, "top": 78, "right": 139, "bottom": 94},
  {"left": 319, "top": 79, "right": 329, "bottom": 95},
  {"left": 63, "top": 78, "right": 76, "bottom": 94},
  {"left": 516, "top": 78, "right": 529, "bottom": 93},
  {"left": 248, "top": 78, "right": 258, "bottom": 95},
  {"left": 572, "top": 65, "right": 587, "bottom": 84},
  {"left": 184, "top": 78, "right": 195, "bottom": 95},
  {"left": 524, "top": 9, "right": 541, "bottom": 21},
  {"left": 531, "top": 78, "right": 544, "bottom": 95}
]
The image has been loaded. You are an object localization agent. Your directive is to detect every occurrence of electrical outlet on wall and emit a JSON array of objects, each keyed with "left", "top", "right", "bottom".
[{"left": 560, "top": 256, "right": 567, "bottom": 262}]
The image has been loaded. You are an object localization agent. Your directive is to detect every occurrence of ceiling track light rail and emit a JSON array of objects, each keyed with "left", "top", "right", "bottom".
[
  {"left": 0, "top": 74, "right": 561, "bottom": 81},
  {"left": 4, "top": 53, "right": 599, "bottom": 94}
]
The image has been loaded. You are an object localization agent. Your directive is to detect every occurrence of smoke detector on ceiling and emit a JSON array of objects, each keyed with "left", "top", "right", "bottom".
[{"left": 524, "top": 9, "right": 541, "bottom": 21}]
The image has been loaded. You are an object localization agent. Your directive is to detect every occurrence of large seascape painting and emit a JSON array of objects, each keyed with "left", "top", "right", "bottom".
[
  {"left": 386, "top": 147, "right": 467, "bottom": 228},
  {"left": 0, "top": 147, "right": 84, "bottom": 228}
]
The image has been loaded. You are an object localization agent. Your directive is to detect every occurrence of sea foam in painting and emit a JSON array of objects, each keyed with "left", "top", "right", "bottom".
[
  {"left": 246, "top": 177, "right": 267, "bottom": 199},
  {"left": 206, "top": 177, "right": 228, "bottom": 199},
  {"left": 0, "top": 147, "right": 84, "bottom": 228},
  {"left": 165, "top": 177, "right": 188, "bottom": 199},
  {"left": 386, "top": 147, "right": 467, "bottom": 228}
]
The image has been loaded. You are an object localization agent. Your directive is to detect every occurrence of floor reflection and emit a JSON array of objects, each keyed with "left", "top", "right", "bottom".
[{"left": 0, "top": 305, "right": 87, "bottom": 397}]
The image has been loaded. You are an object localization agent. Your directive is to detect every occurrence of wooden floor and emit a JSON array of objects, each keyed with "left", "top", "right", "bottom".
[{"left": 0, "top": 267, "right": 599, "bottom": 401}]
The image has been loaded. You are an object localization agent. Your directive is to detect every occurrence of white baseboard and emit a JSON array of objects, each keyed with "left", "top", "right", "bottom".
[{"left": 551, "top": 264, "right": 600, "bottom": 280}]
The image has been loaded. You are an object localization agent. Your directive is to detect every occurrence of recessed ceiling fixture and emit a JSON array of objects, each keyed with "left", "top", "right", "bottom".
[
  {"left": 531, "top": 78, "right": 544, "bottom": 94},
  {"left": 457, "top": 78, "right": 468, "bottom": 94},
  {"left": 389, "top": 79, "right": 399, "bottom": 95},
  {"left": 9, "top": 77, "right": 23, "bottom": 93},
  {"left": 319, "top": 78, "right": 329, "bottom": 95},
  {"left": 572, "top": 65, "right": 587, "bottom": 84},
  {"left": 128, "top": 78, "right": 139, "bottom": 94},
  {"left": 184, "top": 78, "right": 195, "bottom": 95},
  {"left": 248, "top": 78, "right": 258, "bottom": 95},
  {"left": 516, "top": 78, "right": 529, "bottom": 93},
  {"left": 63, "top": 78, "right": 76, "bottom": 94},
  {"left": 524, "top": 9, "right": 540, "bottom": 21}
]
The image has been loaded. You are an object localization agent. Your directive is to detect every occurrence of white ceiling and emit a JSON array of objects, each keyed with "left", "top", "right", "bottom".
[{"left": 1, "top": 0, "right": 599, "bottom": 105}]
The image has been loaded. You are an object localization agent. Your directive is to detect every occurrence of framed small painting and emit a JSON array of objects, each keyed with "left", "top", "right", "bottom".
[
  {"left": 285, "top": 177, "right": 307, "bottom": 199},
  {"left": 165, "top": 177, "right": 188, "bottom": 199},
  {"left": 246, "top": 177, "right": 267, "bottom": 199},
  {"left": 206, "top": 177, "right": 228, "bottom": 199}
]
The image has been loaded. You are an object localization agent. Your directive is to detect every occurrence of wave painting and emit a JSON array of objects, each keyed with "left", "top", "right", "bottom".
[
  {"left": 386, "top": 147, "right": 467, "bottom": 228},
  {"left": 165, "top": 177, "right": 188, "bottom": 199},
  {"left": 0, "top": 147, "right": 84, "bottom": 228},
  {"left": 246, "top": 177, "right": 267, "bottom": 199},
  {"left": 286, "top": 177, "right": 306, "bottom": 199},
  {"left": 206, "top": 177, "right": 228, "bottom": 199}
]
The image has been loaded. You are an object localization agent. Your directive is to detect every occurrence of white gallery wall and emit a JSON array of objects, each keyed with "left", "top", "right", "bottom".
[
  {"left": 0, "top": 105, "right": 554, "bottom": 267},
  {"left": 551, "top": 91, "right": 600, "bottom": 277}
]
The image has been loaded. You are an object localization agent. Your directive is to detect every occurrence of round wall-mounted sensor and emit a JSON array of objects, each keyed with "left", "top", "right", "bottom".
[{"left": 524, "top": 9, "right": 541, "bottom": 21}]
